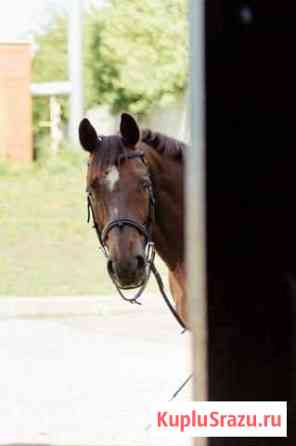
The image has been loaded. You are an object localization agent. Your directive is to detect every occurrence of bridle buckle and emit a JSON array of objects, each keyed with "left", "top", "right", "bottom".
[{"left": 145, "top": 241, "right": 155, "bottom": 265}]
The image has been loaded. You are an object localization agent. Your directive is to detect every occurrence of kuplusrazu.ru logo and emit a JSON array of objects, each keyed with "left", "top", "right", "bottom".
[{"left": 151, "top": 401, "right": 287, "bottom": 437}]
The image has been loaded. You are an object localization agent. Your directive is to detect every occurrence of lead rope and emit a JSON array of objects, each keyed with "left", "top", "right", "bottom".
[
  {"left": 145, "top": 372, "right": 193, "bottom": 431},
  {"left": 150, "top": 262, "right": 187, "bottom": 333},
  {"left": 146, "top": 265, "right": 191, "bottom": 431}
]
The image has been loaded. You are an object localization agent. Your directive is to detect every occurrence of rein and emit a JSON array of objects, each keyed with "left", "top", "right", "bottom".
[{"left": 86, "top": 151, "right": 187, "bottom": 332}]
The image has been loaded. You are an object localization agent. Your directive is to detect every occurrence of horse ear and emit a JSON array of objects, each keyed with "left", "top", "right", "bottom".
[
  {"left": 120, "top": 113, "right": 140, "bottom": 146},
  {"left": 79, "top": 118, "right": 98, "bottom": 152}
]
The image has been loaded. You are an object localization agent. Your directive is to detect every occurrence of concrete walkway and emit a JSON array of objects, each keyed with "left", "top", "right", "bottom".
[{"left": 0, "top": 295, "right": 191, "bottom": 445}]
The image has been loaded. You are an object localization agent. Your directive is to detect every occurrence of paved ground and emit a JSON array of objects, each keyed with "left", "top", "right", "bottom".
[{"left": 0, "top": 295, "right": 191, "bottom": 446}]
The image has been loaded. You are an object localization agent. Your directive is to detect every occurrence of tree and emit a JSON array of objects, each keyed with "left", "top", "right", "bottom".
[
  {"left": 32, "top": 0, "right": 188, "bottom": 143},
  {"left": 94, "top": 0, "right": 188, "bottom": 114},
  {"left": 32, "top": 14, "right": 68, "bottom": 145}
]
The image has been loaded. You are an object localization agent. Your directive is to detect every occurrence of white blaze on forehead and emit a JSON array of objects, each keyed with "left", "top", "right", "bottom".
[{"left": 105, "top": 166, "right": 120, "bottom": 191}]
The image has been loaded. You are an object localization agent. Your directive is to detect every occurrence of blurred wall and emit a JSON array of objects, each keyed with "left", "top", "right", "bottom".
[
  {"left": 0, "top": 42, "right": 32, "bottom": 162},
  {"left": 142, "top": 94, "right": 190, "bottom": 144}
]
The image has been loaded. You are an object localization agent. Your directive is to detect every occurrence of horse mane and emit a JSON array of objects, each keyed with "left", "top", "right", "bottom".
[
  {"left": 141, "top": 129, "right": 186, "bottom": 162},
  {"left": 92, "top": 129, "right": 186, "bottom": 169}
]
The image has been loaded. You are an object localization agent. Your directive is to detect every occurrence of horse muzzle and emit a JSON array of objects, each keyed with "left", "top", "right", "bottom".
[{"left": 107, "top": 254, "right": 146, "bottom": 288}]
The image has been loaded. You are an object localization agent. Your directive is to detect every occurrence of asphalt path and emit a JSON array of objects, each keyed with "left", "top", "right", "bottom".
[{"left": 0, "top": 295, "right": 192, "bottom": 446}]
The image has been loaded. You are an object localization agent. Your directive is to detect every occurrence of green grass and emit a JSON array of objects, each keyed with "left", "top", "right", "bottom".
[{"left": 0, "top": 149, "right": 167, "bottom": 297}]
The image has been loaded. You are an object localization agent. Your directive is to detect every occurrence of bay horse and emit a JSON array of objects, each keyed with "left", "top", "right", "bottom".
[{"left": 79, "top": 113, "right": 187, "bottom": 324}]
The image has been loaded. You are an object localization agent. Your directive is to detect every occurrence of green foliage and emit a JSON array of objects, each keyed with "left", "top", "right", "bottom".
[
  {"left": 32, "top": 14, "right": 69, "bottom": 149},
  {"left": 99, "top": 0, "right": 188, "bottom": 114},
  {"left": 32, "top": 0, "right": 188, "bottom": 148},
  {"left": 32, "top": 15, "right": 68, "bottom": 84}
]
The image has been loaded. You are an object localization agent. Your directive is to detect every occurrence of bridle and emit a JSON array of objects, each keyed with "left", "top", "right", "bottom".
[
  {"left": 87, "top": 151, "right": 156, "bottom": 304},
  {"left": 101, "top": 153, "right": 155, "bottom": 260},
  {"left": 86, "top": 150, "right": 187, "bottom": 331}
]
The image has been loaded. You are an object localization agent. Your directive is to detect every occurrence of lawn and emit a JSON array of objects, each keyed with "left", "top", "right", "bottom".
[{"left": 0, "top": 149, "right": 167, "bottom": 297}]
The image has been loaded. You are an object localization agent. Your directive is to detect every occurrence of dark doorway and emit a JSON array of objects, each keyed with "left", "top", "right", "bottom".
[{"left": 204, "top": 2, "right": 296, "bottom": 444}]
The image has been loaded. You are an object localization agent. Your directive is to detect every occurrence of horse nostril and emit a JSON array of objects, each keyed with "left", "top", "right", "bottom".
[
  {"left": 107, "top": 259, "right": 115, "bottom": 276},
  {"left": 136, "top": 255, "right": 145, "bottom": 270}
]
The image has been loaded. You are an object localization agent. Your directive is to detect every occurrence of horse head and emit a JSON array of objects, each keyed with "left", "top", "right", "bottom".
[{"left": 79, "top": 113, "right": 154, "bottom": 289}]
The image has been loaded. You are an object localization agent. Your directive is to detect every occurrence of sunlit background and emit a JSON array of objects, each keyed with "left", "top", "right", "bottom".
[
  {"left": 0, "top": 0, "right": 104, "bottom": 40},
  {"left": 0, "top": 0, "right": 189, "bottom": 296}
]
